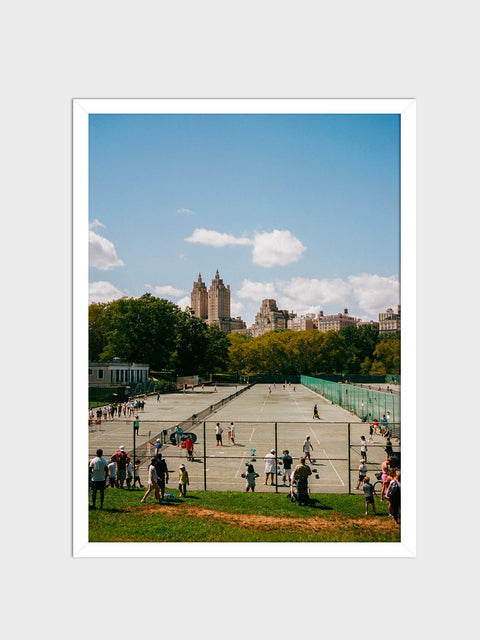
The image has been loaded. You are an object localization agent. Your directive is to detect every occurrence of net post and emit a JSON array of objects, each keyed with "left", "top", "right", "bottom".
[
  {"left": 347, "top": 422, "right": 351, "bottom": 495},
  {"left": 203, "top": 421, "right": 207, "bottom": 491}
]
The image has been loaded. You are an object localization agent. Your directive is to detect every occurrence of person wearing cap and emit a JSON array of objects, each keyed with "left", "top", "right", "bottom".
[
  {"left": 264, "top": 449, "right": 276, "bottom": 486},
  {"left": 89, "top": 448, "right": 108, "bottom": 509},
  {"left": 155, "top": 438, "right": 163, "bottom": 456},
  {"left": 178, "top": 464, "right": 189, "bottom": 497},
  {"left": 110, "top": 445, "right": 130, "bottom": 488},
  {"left": 355, "top": 458, "right": 368, "bottom": 490},
  {"left": 302, "top": 436, "right": 314, "bottom": 463},
  {"left": 292, "top": 456, "right": 312, "bottom": 505}
]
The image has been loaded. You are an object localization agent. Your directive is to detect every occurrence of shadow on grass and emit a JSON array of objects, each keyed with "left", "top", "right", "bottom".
[{"left": 291, "top": 499, "right": 334, "bottom": 511}]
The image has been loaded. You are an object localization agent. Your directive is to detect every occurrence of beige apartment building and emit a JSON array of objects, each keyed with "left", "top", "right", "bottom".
[
  {"left": 378, "top": 305, "right": 401, "bottom": 333},
  {"left": 317, "top": 308, "right": 360, "bottom": 332},
  {"left": 287, "top": 314, "right": 316, "bottom": 331}
]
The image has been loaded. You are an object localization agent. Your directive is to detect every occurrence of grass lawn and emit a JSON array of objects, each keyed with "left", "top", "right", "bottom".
[{"left": 89, "top": 487, "right": 401, "bottom": 543}]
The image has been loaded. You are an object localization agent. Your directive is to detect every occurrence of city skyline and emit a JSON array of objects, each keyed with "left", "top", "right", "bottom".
[{"left": 89, "top": 113, "right": 400, "bottom": 326}]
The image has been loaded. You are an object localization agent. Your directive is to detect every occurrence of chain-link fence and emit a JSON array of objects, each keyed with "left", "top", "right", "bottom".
[
  {"left": 90, "top": 418, "right": 400, "bottom": 495},
  {"left": 301, "top": 375, "right": 400, "bottom": 436}
]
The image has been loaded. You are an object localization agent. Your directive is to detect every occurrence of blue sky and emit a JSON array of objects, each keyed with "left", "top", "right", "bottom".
[{"left": 89, "top": 113, "right": 400, "bottom": 326}]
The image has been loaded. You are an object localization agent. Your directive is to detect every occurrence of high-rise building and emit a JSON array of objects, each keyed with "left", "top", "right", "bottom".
[
  {"left": 207, "top": 269, "right": 231, "bottom": 323},
  {"left": 190, "top": 273, "right": 208, "bottom": 320},
  {"left": 189, "top": 270, "right": 246, "bottom": 334}
]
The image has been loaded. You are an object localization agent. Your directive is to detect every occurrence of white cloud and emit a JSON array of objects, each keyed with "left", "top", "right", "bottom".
[
  {"left": 89, "top": 230, "right": 125, "bottom": 271},
  {"left": 278, "top": 277, "right": 351, "bottom": 306},
  {"left": 176, "top": 295, "right": 192, "bottom": 310},
  {"left": 252, "top": 230, "right": 306, "bottom": 267},
  {"left": 185, "top": 227, "right": 306, "bottom": 267},
  {"left": 237, "top": 279, "right": 277, "bottom": 301},
  {"left": 185, "top": 228, "right": 253, "bottom": 248},
  {"left": 177, "top": 208, "right": 196, "bottom": 216},
  {"left": 348, "top": 273, "right": 399, "bottom": 316},
  {"left": 231, "top": 299, "right": 246, "bottom": 317},
  {"left": 89, "top": 218, "right": 105, "bottom": 230},
  {"left": 145, "top": 284, "right": 187, "bottom": 298},
  {"left": 89, "top": 281, "right": 127, "bottom": 304}
]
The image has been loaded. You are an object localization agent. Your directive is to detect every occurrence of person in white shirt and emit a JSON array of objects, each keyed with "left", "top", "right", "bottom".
[
  {"left": 107, "top": 461, "right": 117, "bottom": 488},
  {"left": 228, "top": 422, "right": 236, "bottom": 445},
  {"left": 89, "top": 449, "right": 108, "bottom": 509},
  {"left": 140, "top": 459, "right": 160, "bottom": 503},
  {"left": 356, "top": 459, "right": 368, "bottom": 490},
  {"left": 215, "top": 422, "right": 223, "bottom": 446},
  {"left": 264, "top": 449, "right": 276, "bottom": 485},
  {"left": 303, "top": 436, "right": 314, "bottom": 463}
]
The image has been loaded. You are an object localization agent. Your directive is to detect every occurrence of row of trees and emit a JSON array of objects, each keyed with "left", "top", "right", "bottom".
[
  {"left": 228, "top": 324, "right": 400, "bottom": 377},
  {"left": 89, "top": 295, "right": 400, "bottom": 378}
]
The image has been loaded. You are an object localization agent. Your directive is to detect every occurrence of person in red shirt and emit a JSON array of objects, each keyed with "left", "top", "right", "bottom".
[
  {"left": 185, "top": 436, "right": 194, "bottom": 461},
  {"left": 110, "top": 445, "right": 130, "bottom": 488}
]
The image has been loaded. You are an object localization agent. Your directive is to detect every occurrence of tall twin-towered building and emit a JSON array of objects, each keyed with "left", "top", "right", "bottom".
[{"left": 191, "top": 270, "right": 246, "bottom": 334}]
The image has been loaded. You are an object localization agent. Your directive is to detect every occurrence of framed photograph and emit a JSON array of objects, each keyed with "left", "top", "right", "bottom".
[{"left": 73, "top": 98, "right": 415, "bottom": 557}]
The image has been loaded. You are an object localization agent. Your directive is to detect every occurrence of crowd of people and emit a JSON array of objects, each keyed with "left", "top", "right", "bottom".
[
  {"left": 89, "top": 398, "right": 145, "bottom": 423},
  {"left": 89, "top": 397, "right": 400, "bottom": 523}
]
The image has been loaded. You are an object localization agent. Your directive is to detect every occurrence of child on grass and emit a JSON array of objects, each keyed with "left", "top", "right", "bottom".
[{"left": 363, "top": 477, "right": 378, "bottom": 515}]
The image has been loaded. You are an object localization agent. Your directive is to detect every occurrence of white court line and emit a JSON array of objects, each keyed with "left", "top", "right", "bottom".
[{"left": 322, "top": 448, "right": 345, "bottom": 486}]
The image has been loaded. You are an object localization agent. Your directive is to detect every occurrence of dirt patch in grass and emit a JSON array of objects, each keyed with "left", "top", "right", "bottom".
[{"left": 131, "top": 503, "right": 399, "bottom": 533}]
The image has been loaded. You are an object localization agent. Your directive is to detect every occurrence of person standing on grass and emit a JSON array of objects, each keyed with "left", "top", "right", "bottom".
[
  {"left": 110, "top": 445, "right": 130, "bottom": 489},
  {"left": 215, "top": 422, "right": 223, "bottom": 446},
  {"left": 89, "top": 448, "right": 108, "bottom": 509},
  {"left": 386, "top": 470, "right": 401, "bottom": 524},
  {"left": 360, "top": 436, "right": 367, "bottom": 462},
  {"left": 155, "top": 453, "right": 169, "bottom": 501},
  {"left": 281, "top": 450, "right": 293, "bottom": 486},
  {"left": 244, "top": 464, "right": 259, "bottom": 492},
  {"left": 303, "top": 436, "right": 314, "bottom": 463},
  {"left": 126, "top": 460, "right": 133, "bottom": 489},
  {"left": 363, "top": 477, "right": 378, "bottom": 515},
  {"left": 292, "top": 456, "right": 312, "bottom": 505},
  {"left": 380, "top": 457, "right": 390, "bottom": 501},
  {"left": 133, "top": 459, "right": 144, "bottom": 488},
  {"left": 264, "top": 449, "right": 276, "bottom": 485},
  {"left": 107, "top": 460, "right": 117, "bottom": 488},
  {"left": 178, "top": 464, "right": 189, "bottom": 497},
  {"left": 355, "top": 459, "right": 368, "bottom": 490},
  {"left": 140, "top": 458, "right": 160, "bottom": 503}
]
